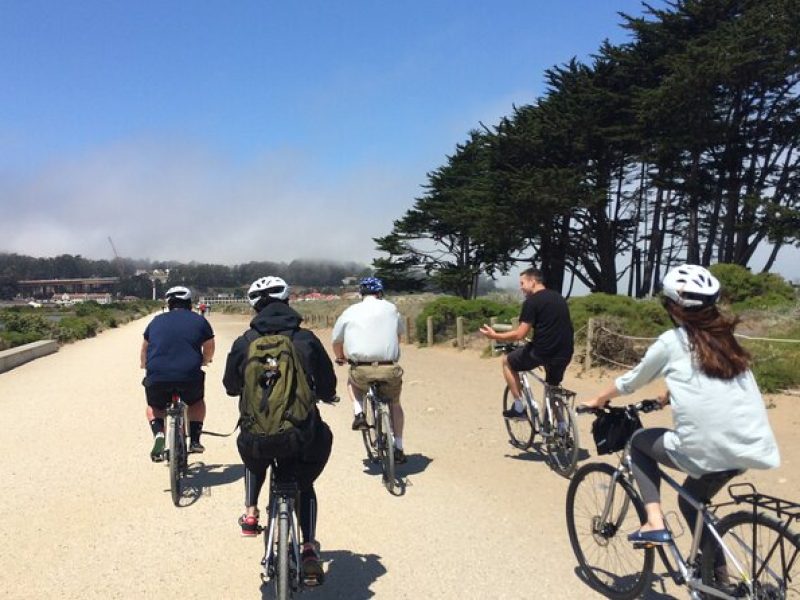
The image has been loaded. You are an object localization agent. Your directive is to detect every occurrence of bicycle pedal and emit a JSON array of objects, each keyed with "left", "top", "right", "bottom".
[{"left": 632, "top": 541, "right": 656, "bottom": 550}]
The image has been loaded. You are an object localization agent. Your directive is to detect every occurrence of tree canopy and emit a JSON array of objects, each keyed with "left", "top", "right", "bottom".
[{"left": 375, "top": 0, "right": 800, "bottom": 298}]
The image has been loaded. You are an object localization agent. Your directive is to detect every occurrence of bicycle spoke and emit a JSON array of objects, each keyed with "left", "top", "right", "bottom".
[{"left": 566, "top": 463, "right": 653, "bottom": 599}]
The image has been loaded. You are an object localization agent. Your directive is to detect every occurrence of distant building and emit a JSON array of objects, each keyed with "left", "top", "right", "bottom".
[{"left": 19, "top": 277, "right": 119, "bottom": 298}]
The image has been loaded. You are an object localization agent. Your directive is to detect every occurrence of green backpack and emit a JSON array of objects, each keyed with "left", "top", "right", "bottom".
[{"left": 239, "top": 331, "right": 316, "bottom": 458}]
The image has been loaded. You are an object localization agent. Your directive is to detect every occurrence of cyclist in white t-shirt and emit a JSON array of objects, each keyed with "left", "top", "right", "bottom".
[{"left": 332, "top": 277, "right": 407, "bottom": 463}]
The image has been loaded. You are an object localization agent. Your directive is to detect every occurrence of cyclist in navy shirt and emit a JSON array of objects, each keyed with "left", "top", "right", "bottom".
[{"left": 140, "top": 286, "right": 215, "bottom": 461}]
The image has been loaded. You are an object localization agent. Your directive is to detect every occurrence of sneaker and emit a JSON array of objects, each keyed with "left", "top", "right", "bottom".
[
  {"left": 351, "top": 413, "right": 368, "bottom": 431},
  {"left": 394, "top": 448, "right": 408, "bottom": 464},
  {"left": 189, "top": 440, "right": 205, "bottom": 454},
  {"left": 301, "top": 543, "right": 324, "bottom": 585},
  {"left": 557, "top": 421, "right": 568, "bottom": 436},
  {"left": 238, "top": 513, "right": 259, "bottom": 537},
  {"left": 150, "top": 434, "right": 165, "bottom": 462},
  {"left": 502, "top": 407, "right": 528, "bottom": 420}
]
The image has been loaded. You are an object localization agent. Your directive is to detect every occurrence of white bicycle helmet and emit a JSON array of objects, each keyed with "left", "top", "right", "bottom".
[
  {"left": 165, "top": 285, "right": 192, "bottom": 302},
  {"left": 247, "top": 276, "right": 290, "bottom": 307},
  {"left": 662, "top": 264, "right": 720, "bottom": 308}
]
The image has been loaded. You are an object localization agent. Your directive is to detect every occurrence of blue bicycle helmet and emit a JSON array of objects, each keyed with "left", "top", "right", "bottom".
[{"left": 359, "top": 276, "right": 384, "bottom": 295}]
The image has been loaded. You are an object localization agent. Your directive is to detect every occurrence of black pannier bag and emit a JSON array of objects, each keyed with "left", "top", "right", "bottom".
[{"left": 591, "top": 406, "right": 643, "bottom": 455}]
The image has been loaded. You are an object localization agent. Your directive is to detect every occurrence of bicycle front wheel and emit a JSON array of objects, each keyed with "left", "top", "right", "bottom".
[
  {"left": 379, "top": 408, "right": 396, "bottom": 492},
  {"left": 503, "top": 385, "right": 534, "bottom": 449},
  {"left": 168, "top": 417, "right": 184, "bottom": 506},
  {"left": 701, "top": 510, "right": 800, "bottom": 598},
  {"left": 546, "top": 404, "right": 580, "bottom": 478},
  {"left": 275, "top": 498, "right": 291, "bottom": 600},
  {"left": 566, "top": 462, "right": 654, "bottom": 600}
]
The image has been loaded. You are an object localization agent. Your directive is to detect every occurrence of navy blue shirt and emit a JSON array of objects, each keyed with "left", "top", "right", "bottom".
[{"left": 144, "top": 309, "right": 214, "bottom": 383}]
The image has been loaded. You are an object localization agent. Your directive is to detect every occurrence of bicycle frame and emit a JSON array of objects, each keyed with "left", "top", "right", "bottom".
[
  {"left": 519, "top": 369, "right": 566, "bottom": 432},
  {"left": 606, "top": 452, "right": 774, "bottom": 600}
]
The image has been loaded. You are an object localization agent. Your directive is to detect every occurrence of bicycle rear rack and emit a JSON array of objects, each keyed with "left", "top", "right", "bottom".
[
  {"left": 726, "top": 482, "right": 800, "bottom": 523},
  {"left": 546, "top": 385, "right": 577, "bottom": 408}
]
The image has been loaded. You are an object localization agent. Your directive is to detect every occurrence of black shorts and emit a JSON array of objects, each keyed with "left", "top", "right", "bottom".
[
  {"left": 144, "top": 373, "right": 205, "bottom": 409},
  {"left": 506, "top": 345, "right": 571, "bottom": 385}
]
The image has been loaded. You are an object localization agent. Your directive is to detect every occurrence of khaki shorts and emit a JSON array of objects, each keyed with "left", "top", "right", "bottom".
[{"left": 349, "top": 364, "right": 404, "bottom": 403}]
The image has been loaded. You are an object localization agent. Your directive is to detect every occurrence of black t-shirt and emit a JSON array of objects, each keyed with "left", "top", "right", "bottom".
[{"left": 519, "top": 288, "right": 574, "bottom": 359}]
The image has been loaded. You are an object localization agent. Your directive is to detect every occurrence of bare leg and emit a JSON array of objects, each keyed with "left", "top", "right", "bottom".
[
  {"left": 501, "top": 355, "right": 522, "bottom": 398},
  {"left": 391, "top": 400, "right": 404, "bottom": 440},
  {"left": 187, "top": 399, "right": 206, "bottom": 422},
  {"left": 347, "top": 380, "right": 364, "bottom": 415}
]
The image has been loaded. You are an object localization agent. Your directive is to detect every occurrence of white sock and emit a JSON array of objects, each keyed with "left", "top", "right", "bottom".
[
  {"left": 513, "top": 399, "right": 524, "bottom": 412},
  {"left": 394, "top": 436, "right": 403, "bottom": 450},
  {"left": 353, "top": 399, "right": 364, "bottom": 415}
]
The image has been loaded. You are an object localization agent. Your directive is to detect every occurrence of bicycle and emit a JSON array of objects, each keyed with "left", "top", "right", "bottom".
[
  {"left": 360, "top": 379, "right": 398, "bottom": 493},
  {"left": 260, "top": 466, "right": 306, "bottom": 600},
  {"left": 495, "top": 342, "right": 580, "bottom": 478},
  {"left": 164, "top": 390, "right": 188, "bottom": 506},
  {"left": 566, "top": 400, "right": 800, "bottom": 599}
]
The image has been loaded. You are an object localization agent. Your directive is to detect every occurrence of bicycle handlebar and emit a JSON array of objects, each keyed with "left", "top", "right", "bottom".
[{"left": 576, "top": 399, "right": 662, "bottom": 415}]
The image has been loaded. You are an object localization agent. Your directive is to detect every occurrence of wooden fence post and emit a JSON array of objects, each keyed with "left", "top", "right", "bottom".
[
  {"left": 456, "top": 316, "right": 464, "bottom": 350},
  {"left": 584, "top": 318, "right": 595, "bottom": 372},
  {"left": 426, "top": 316, "right": 434, "bottom": 347}
]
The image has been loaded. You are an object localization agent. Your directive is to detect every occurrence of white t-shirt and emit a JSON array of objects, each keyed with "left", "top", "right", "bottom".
[
  {"left": 615, "top": 327, "right": 780, "bottom": 478},
  {"left": 332, "top": 296, "right": 405, "bottom": 362}
]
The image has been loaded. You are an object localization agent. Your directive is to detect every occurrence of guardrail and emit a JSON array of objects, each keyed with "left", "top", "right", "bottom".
[{"left": 0, "top": 340, "right": 58, "bottom": 374}]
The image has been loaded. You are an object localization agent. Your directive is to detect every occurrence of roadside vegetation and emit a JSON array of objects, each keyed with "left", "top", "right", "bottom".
[{"left": 0, "top": 300, "right": 160, "bottom": 350}]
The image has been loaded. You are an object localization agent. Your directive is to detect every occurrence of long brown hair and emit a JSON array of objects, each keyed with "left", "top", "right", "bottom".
[{"left": 666, "top": 301, "right": 751, "bottom": 379}]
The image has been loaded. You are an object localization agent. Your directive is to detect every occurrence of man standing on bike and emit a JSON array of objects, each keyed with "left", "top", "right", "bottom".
[
  {"left": 223, "top": 276, "right": 336, "bottom": 585},
  {"left": 140, "top": 286, "right": 215, "bottom": 461},
  {"left": 331, "top": 276, "right": 408, "bottom": 464},
  {"left": 479, "top": 267, "right": 574, "bottom": 421}
]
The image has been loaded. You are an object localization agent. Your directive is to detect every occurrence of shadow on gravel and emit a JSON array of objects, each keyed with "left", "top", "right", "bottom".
[
  {"left": 360, "top": 453, "right": 433, "bottom": 497},
  {"left": 505, "top": 444, "right": 591, "bottom": 464},
  {"left": 259, "top": 549, "right": 386, "bottom": 599},
  {"left": 170, "top": 462, "right": 243, "bottom": 507},
  {"left": 571, "top": 566, "right": 676, "bottom": 599}
]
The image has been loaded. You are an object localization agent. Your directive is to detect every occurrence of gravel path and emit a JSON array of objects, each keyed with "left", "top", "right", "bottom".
[{"left": 1, "top": 313, "right": 796, "bottom": 599}]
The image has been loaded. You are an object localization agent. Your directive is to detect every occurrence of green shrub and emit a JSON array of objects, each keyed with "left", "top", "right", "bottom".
[
  {"left": 568, "top": 294, "right": 670, "bottom": 339},
  {"left": 709, "top": 264, "right": 796, "bottom": 308},
  {"left": 56, "top": 317, "right": 98, "bottom": 342},
  {"left": 415, "top": 296, "right": 517, "bottom": 343}
]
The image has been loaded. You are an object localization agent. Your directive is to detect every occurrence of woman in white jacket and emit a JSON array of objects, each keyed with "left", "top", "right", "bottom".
[{"left": 583, "top": 264, "right": 780, "bottom": 547}]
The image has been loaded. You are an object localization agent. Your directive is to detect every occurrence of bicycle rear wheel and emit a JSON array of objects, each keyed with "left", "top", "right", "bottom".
[
  {"left": 275, "top": 497, "right": 291, "bottom": 600},
  {"left": 566, "top": 462, "right": 654, "bottom": 600},
  {"left": 379, "top": 408, "right": 396, "bottom": 492},
  {"left": 168, "top": 416, "right": 184, "bottom": 506},
  {"left": 503, "top": 385, "right": 534, "bottom": 449},
  {"left": 361, "top": 397, "right": 378, "bottom": 463},
  {"left": 700, "top": 510, "right": 800, "bottom": 598},
  {"left": 546, "top": 403, "right": 580, "bottom": 478}
]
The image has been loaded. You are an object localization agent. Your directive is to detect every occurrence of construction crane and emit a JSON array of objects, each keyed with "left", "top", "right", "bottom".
[{"left": 107, "top": 236, "right": 127, "bottom": 286}]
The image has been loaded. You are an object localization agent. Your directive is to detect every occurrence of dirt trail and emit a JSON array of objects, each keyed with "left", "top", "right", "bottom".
[{"left": 0, "top": 313, "right": 796, "bottom": 599}]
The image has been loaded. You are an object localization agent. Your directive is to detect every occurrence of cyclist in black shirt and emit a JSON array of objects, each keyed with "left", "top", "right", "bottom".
[{"left": 480, "top": 267, "right": 574, "bottom": 419}]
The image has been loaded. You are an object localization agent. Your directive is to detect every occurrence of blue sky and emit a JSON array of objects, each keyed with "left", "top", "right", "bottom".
[{"left": 1, "top": 1, "right": 797, "bottom": 283}]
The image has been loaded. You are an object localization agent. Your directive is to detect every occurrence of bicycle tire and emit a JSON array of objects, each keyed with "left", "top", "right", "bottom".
[
  {"left": 700, "top": 509, "right": 800, "bottom": 598},
  {"left": 276, "top": 497, "right": 291, "bottom": 600},
  {"left": 503, "top": 385, "right": 534, "bottom": 449},
  {"left": 566, "top": 462, "right": 654, "bottom": 600},
  {"left": 546, "top": 403, "right": 580, "bottom": 478},
  {"left": 169, "top": 415, "right": 183, "bottom": 506},
  {"left": 380, "top": 408, "right": 396, "bottom": 492},
  {"left": 361, "top": 395, "right": 378, "bottom": 463}
]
